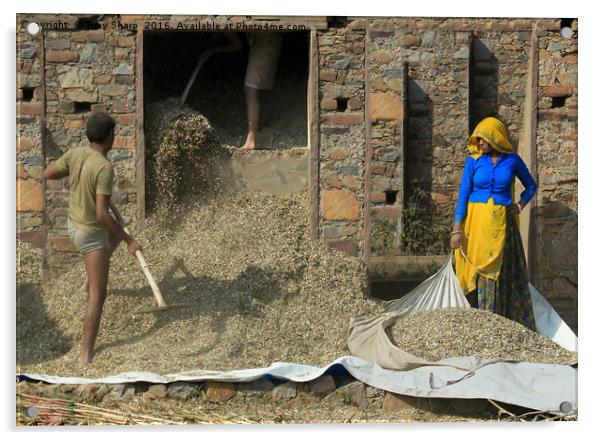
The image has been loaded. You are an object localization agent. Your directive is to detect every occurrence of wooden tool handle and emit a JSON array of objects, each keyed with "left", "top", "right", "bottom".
[
  {"left": 131, "top": 247, "right": 167, "bottom": 308},
  {"left": 109, "top": 201, "right": 167, "bottom": 308}
]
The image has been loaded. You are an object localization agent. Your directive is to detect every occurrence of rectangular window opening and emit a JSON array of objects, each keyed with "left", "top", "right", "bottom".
[
  {"left": 551, "top": 96, "right": 567, "bottom": 108},
  {"left": 21, "top": 87, "right": 34, "bottom": 102},
  {"left": 336, "top": 97, "right": 349, "bottom": 112},
  {"left": 385, "top": 190, "right": 398, "bottom": 205},
  {"left": 74, "top": 102, "right": 92, "bottom": 113}
]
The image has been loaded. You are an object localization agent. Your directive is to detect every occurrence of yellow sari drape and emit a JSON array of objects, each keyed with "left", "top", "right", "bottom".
[{"left": 454, "top": 199, "right": 506, "bottom": 294}]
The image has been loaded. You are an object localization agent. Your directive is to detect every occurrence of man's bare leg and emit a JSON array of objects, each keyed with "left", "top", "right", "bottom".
[
  {"left": 241, "top": 86, "right": 260, "bottom": 149},
  {"left": 79, "top": 247, "right": 110, "bottom": 366},
  {"left": 81, "top": 233, "right": 122, "bottom": 293}
]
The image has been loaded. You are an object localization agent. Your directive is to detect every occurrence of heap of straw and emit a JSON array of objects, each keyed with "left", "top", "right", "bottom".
[
  {"left": 386, "top": 308, "right": 577, "bottom": 365},
  {"left": 17, "top": 189, "right": 380, "bottom": 377}
]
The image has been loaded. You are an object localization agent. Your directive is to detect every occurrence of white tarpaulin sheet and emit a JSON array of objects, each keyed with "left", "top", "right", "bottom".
[{"left": 19, "top": 355, "right": 576, "bottom": 415}]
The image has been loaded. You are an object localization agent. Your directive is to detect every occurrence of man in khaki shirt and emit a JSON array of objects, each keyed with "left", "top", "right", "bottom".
[{"left": 44, "top": 112, "right": 140, "bottom": 366}]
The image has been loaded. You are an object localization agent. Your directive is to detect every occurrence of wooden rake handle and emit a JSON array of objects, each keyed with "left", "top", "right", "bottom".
[{"left": 109, "top": 201, "right": 167, "bottom": 308}]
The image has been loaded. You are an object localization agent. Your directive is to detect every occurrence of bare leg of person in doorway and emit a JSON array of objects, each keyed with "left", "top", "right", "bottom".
[
  {"left": 241, "top": 85, "right": 260, "bottom": 150},
  {"left": 79, "top": 246, "right": 110, "bottom": 367}
]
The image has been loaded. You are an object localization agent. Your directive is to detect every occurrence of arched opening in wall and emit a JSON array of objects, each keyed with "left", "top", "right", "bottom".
[{"left": 143, "top": 30, "right": 310, "bottom": 214}]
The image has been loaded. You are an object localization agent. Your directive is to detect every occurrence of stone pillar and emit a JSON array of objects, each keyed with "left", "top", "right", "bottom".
[{"left": 317, "top": 28, "right": 366, "bottom": 257}]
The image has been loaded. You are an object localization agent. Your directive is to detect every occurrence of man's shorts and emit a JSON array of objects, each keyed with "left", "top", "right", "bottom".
[
  {"left": 67, "top": 218, "right": 108, "bottom": 255},
  {"left": 244, "top": 32, "right": 283, "bottom": 90}
]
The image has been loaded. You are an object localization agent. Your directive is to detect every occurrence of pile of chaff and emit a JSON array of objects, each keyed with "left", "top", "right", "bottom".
[
  {"left": 17, "top": 188, "right": 380, "bottom": 376},
  {"left": 387, "top": 308, "right": 577, "bottom": 365}
]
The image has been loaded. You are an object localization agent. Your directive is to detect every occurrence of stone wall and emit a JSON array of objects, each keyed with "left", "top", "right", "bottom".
[
  {"left": 17, "top": 21, "right": 48, "bottom": 250},
  {"left": 534, "top": 21, "right": 578, "bottom": 330},
  {"left": 364, "top": 26, "right": 471, "bottom": 256},
  {"left": 45, "top": 23, "right": 138, "bottom": 271}
]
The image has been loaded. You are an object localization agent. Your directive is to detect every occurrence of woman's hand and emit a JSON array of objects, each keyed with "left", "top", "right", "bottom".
[
  {"left": 507, "top": 203, "right": 522, "bottom": 217},
  {"left": 450, "top": 232, "right": 463, "bottom": 250}
]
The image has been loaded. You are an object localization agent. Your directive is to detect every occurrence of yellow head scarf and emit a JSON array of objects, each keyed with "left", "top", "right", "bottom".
[{"left": 467, "top": 117, "right": 514, "bottom": 159}]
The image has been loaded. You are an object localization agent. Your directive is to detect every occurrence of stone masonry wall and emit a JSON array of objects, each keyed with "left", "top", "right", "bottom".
[
  {"left": 318, "top": 28, "right": 366, "bottom": 257},
  {"left": 534, "top": 21, "right": 578, "bottom": 331},
  {"left": 17, "top": 22, "right": 47, "bottom": 250},
  {"left": 364, "top": 23, "right": 471, "bottom": 255},
  {"left": 364, "top": 25, "right": 538, "bottom": 257}
]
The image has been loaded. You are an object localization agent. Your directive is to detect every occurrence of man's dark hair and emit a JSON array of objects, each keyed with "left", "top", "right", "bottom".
[{"left": 86, "top": 111, "right": 116, "bottom": 143}]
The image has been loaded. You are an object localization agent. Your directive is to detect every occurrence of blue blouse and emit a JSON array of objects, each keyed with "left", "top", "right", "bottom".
[{"left": 454, "top": 152, "right": 537, "bottom": 223}]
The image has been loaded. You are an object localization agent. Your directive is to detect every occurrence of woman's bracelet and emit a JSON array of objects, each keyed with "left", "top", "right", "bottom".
[{"left": 450, "top": 231, "right": 462, "bottom": 237}]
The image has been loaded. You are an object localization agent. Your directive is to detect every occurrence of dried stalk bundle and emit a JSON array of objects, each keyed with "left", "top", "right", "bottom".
[
  {"left": 17, "top": 191, "right": 380, "bottom": 377},
  {"left": 16, "top": 392, "right": 254, "bottom": 425},
  {"left": 387, "top": 308, "right": 577, "bottom": 365},
  {"left": 487, "top": 399, "right": 577, "bottom": 422}
]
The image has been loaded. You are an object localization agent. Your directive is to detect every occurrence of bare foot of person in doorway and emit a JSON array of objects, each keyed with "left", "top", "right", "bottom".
[{"left": 241, "top": 130, "right": 257, "bottom": 150}]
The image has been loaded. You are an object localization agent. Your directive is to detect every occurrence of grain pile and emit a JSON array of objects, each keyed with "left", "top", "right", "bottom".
[
  {"left": 387, "top": 308, "right": 577, "bottom": 365},
  {"left": 17, "top": 190, "right": 381, "bottom": 377}
]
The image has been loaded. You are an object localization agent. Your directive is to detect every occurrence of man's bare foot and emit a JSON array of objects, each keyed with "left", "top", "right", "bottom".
[
  {"left": 241, "top": 131, "right": 257, "bottom": 150},
  {"left": 78, "top": 351, "right": 93, "bottom": 367}
]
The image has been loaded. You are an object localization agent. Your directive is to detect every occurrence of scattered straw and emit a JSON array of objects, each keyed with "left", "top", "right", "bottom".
[
  {"left": 387, "top": 308, "right": 577, "bottom": 364},
  {"left": 16, "top": 392, "right": 254, "bottom": 425},
  {"left": 17, "top": 239, "right": 43, "bottom": 285}
]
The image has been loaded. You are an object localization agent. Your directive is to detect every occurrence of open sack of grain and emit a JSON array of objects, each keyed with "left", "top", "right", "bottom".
[{"left": 347, "top": 254, "right": 577, "bottom": 371}]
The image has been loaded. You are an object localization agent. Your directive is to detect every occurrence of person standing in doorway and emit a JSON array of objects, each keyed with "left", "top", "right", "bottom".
[{"left": 241, "top": 32, "right": 283, "bottom": 150}]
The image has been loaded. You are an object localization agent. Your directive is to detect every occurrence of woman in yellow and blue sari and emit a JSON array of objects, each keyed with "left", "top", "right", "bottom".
[{"left": 450, "top": 117, "right": 537, "bottom": 330}]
